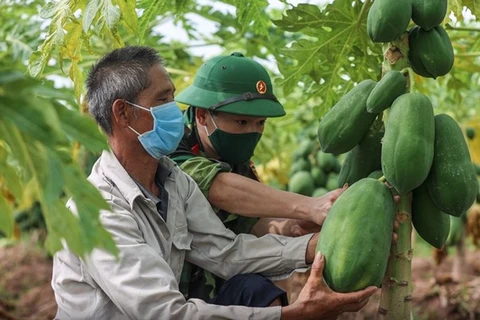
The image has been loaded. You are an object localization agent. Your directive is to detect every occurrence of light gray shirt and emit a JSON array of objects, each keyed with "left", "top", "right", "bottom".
[{"left": 52, "top": 150, "right": 312, "bottom": 320}]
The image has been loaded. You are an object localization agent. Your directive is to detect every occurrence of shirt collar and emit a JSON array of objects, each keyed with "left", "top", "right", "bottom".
[{"left": 97, "top": 149, "right": 177, "bottom": 210}]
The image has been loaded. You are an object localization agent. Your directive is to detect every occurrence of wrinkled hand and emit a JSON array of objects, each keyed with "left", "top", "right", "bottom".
[{"left": 285, "top": 252, "right": 378, "bottom": 320}]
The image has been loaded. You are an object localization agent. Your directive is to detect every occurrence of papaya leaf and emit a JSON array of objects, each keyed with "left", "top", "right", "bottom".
[
  {"left": 39, "top": 1, "right": 57, "bottom": 19},
  {"left": 65, "top": 21, "right": 83, "bottom": 59},
  {"left": 42, "top": 198, "right": 84, "bottom": 255},
  {"left": 0, "top": 96, "right": 64, "bottom": 147},
  {"left": 234, "top": 0, "right": 270, "bottom": 36},
  {"left": 138, "top": 0, "right": 168, "bottom": 40},
  {"left": 28, "top": 144, "right": 65, "bottom": 206},
  {"left": 117, "top": 0, "right": 139, "bottom": 34},
  {"left": 272, "top": 3, "right": 325, "bottom": 32},
  {"left": 0, "top": 70, "right": 25, "bottom": 85},
  {"left": 28, "top": 50, "right": 48, "bottom": 78},
  {"left": 69, "top": 58, "right": 84, "bottom": 106},
  {"left": 83, "top": 0, "right": 102, "bottom": 33},
  {"left": 0, "top": 162, "right": 23, "bottom": 204},
  {"left": 463, "top": 0, "right": 480, "bottom": 18},
  {"left": 102, "top": 0, "right": 121, "bottom": 29},
  {"left": 62, "top": 158, "right": 117, "bottom": 255},
  {"left": 0, "top": 122, "right": 29, "bottom": 179},
  {"left": 175, "top": 0, "right": 191, "bottom": 11},
  {"left": 0, "top": 192, "right": 14, "bottom": 237},
  {"left": 274, "top": 0, "right": 382, "bottom": 116},
  {"left": 448, "top": 0, "right": 464, "bottom": 20},
  {"left": 53, "top": 102, "right": 108, "bottom": 154}
]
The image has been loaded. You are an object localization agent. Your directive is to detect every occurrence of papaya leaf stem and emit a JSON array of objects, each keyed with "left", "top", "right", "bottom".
[{"left": 356, "top": 0, "right": 371, "bottom": 28}]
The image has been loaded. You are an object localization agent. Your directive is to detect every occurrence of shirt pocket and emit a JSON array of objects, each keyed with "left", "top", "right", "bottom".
[
  {"left": 172, "top": 223, "right": 192, "bottom": 251},
  {"left": 171, "top": 223, "right": 192, "bottom": 281}
]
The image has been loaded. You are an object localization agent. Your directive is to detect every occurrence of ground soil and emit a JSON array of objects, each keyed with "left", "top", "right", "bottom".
[{"left": 1, "top": 235, "right": 480, "bottom": 320}]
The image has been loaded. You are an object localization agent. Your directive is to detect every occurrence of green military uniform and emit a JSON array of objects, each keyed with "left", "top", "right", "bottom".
[{"left": 171, "top": 52, "right": 286, "bottom": 301}]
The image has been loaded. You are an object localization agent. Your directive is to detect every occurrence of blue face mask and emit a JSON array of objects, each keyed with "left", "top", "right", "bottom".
[{"left": 126, "top": 101, "right": 184, "bottom": 159}]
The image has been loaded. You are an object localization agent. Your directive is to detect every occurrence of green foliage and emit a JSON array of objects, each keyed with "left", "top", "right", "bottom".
[
  {"left": 273, "top": 0, "right": 383, "bottom": 116},
  {"left": 1, "top": 0, "right": 479, "bottom": 257},
  {"left": 0, "top": 67, "right": 115, "bottom": 257}
]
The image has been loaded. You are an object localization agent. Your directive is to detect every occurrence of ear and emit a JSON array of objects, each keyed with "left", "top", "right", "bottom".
[
  {"left": 112, "top": 99, "right": 131, "bottom": 128},
  {"left": 195, "top": 108, "right": 209, "bottom": 126}
]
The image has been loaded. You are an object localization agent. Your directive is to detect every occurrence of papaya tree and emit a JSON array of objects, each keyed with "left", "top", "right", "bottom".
[{"left": 1, "top": 3, "right": 480, "bottom": 315}]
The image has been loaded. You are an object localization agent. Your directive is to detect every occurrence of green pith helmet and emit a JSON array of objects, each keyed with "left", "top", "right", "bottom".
[{"left": 175, "top": 52, "right": 285, "bottom": 117}]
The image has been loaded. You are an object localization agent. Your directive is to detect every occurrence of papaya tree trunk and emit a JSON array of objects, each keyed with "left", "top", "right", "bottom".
[
  {"left": 378, "top": 194, "right": 413, "bottom": 320},
  {"left": 377, "top": 35, "right": 414, "bottom": 319},
  {"left": 452, "top": 234, "right": 468, "bottom": 283}
]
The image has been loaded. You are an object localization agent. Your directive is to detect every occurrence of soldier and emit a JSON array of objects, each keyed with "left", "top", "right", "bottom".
[{"left": 171, "top": 52, "right": 346, "bottom": 303}]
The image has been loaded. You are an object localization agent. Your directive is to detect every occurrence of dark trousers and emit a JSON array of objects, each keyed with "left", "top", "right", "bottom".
[{"left": 209, "top": 273, "right": 288, "bottom": 307}]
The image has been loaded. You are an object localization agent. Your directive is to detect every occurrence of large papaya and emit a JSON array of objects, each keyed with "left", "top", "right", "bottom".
[
  {"left": 316, "top": 178, "right": 395, "bottom": 292},
  {"left": 412, "top": 183, "right": 450, "bottom": 249},
  {"left": 381, "top": 93, "right": 435, "bottom": 194},
  {"left": 367, "top": 0, "right": 412, "bottom": 43},
  {"left": 425, "top": 114, "right": 479, "bottom": 216},
  {"left": 412, "top": 0, "right": 448, "bottom": 31},
  {"left": 338, "top": 127, "right": 383, "bottom": 187},
  {"left": 318, "top": 80, "right": 377, "bottom": 154},
  {"left": 408, "top": 26, "right": 454, "bottom": 79},
  {"left": 366, "top": 71, "right": 407, "bottom": 114}
]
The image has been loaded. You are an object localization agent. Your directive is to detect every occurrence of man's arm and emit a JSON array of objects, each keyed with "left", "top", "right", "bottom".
[
  {"left": 78, "top": 208, "right": 282, "bottom": 320},
  {"left": 209, "top": 172, "right": 345, "bottom": 228},
  {"left": 181, "top": 172, "right": 314, "bottom": 278}
]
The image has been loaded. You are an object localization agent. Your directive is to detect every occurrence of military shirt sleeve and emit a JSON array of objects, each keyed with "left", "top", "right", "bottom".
[{"left": 178, "top": 156, "right": 231, "bottom": 199}]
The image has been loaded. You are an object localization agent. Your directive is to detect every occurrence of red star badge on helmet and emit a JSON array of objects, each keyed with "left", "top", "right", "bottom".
[{"left": 256, "top": 80, "right": 267, "bottom": 94}]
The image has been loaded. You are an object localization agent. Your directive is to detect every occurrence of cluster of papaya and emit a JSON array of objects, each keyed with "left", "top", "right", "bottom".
[
  {"left": 287, "top": 132, "right": 344, "bottom": 197},
  {"left": 368, "top": 0, "right": 454, "bottom": 79},
  {"left": 314, "top": 0, "right": 479, "bottom": 293}
]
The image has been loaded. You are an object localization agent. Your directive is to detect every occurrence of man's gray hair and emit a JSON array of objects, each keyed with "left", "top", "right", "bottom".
[{"left": 86, "top": 46, "right": 164, "bottom": 135}]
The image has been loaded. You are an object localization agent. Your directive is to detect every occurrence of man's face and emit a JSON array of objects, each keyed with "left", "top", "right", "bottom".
[
  {"left": 130, "top": 64, "right": 176, "bottom": 132},
  {"left": 201, "top": 110, "right": 267, "bottom": 135}
]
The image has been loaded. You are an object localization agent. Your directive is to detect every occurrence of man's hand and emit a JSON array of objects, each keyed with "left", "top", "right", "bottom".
[
  {"left": 281, "top": 252, "right": 378, "bottom": 320},
  {"left": 291, "top": 185, "right": 347, "bottom": 236}
]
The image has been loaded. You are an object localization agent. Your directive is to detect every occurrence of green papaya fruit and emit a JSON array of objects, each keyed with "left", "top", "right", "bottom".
[
  {"left": 408, "top": 26, "right": 454, "bottom": 79},
  {"left": 338, "top": 128, "right": 383, "bottom": 188},
  {"left": 425, "top": 114, "right": 479, "bottom": 216},
  {"left": 412, "top": 0, "right": 447, "bottom": 31},
  {"left": 466, "top": 127, "right": 475, "bottom": 140},
  {"left": 294, "top": 140, "right": 315, "bottom": 159},
  {"left": 368, "top": 170, "right": 384, "bottom": 180},
  {"left": 445, "top": 212, "right": 467, "bottom": 247},
  {"left": 412, "top": 183, "right": 450, "bottom": 249},
  {"left": 290, "top": 158, "right": 311, "bottom": 175},
  {"left": 366, "top": 71, "right": 407, "bottom": 113},
  {"left": 381, "top": 93, "right": 435, "bottom": 194},
  {"left": 311, "top": 167, "right": 327, "bottom": 188},
  {"left": 316, "top": 151, "right": 337, "bottom": 173},
  {"left": 367, "top": 0, "right": 412, "bottom": 43},
  {"left": 288, "top": 171, "right": 315, "bottom": 196},
  {"left": 316, "top": 178, "right": 395, "bottom": 292},
  {"left": 326, "top": 173, "right": 339, "bottom": 191},
  {"left": 318, "top": 80, "right": 377, "bottom": 154}
]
